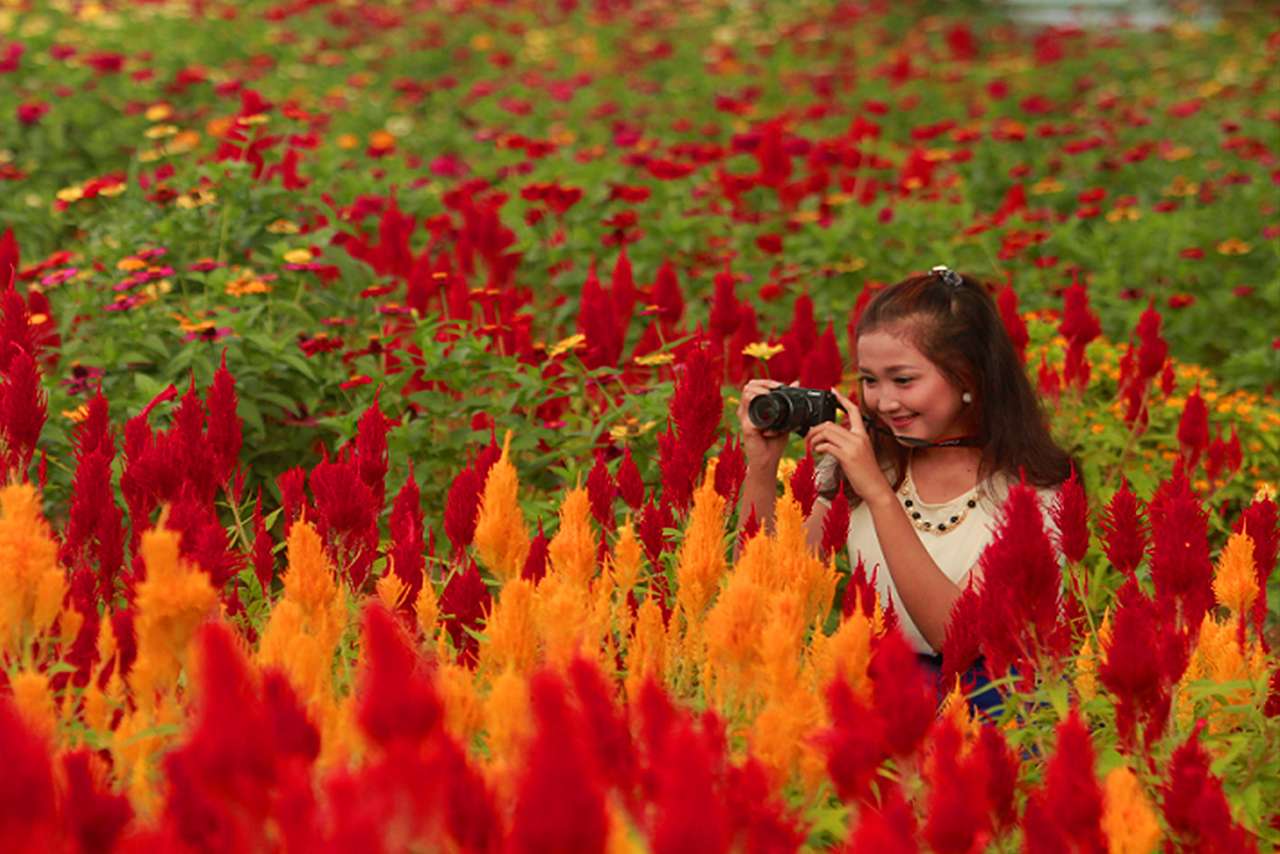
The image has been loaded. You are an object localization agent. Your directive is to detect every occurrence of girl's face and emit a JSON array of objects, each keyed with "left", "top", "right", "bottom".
[{"left": 856, "top": 328, "right": 974, "bottom": 445}]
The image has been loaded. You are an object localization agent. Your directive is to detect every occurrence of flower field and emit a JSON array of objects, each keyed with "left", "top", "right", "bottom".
[{"left": 2, "top": 0, "right": 1280, "bottom": 849}]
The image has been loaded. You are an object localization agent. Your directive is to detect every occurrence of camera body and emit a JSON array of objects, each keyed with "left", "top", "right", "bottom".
[{"left": 747, "top": 386, "right": 839, "bottom": 436}]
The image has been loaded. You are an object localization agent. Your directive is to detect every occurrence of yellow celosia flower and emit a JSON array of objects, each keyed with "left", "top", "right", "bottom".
[
  {"left": 609, "top": 517, "right": 644, "bottom": 600},
  {"left": 474, "top": 431, "right": 531, "bottom": 583},
  {"left": 129, "top": 526, "right": 219, "bottom": 704},
  {"left": 1212, "top": 530, "right": 1258, "bottom": 619},
  {"left": 375, "top": 571, "right": 409, "bottom": 611},
  {"left": 480, "top": 578, "right": 538, "bottom": 676},
  {"left": 1102, "top": 766, "right": 1162, "bottom": 854},
  {"left": 547, "top": 485, "right": 596, "bottom": 586},
  {"left": 674, "top": 460, "right": 727, "bottom": 625},
  {"left": 0, "top": 484, "right": 66, "bottom": 656},
  {"left": 10, "top": 670, "right": 56, "bottom": 743}
]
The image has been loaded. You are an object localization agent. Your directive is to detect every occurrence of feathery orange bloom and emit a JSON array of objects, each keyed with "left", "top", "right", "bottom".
[
  {"left": 1102, "top": 766, "right": 1162, "bottom": 854},
  {"left": 0, "top": 484, "right": 65, "bottom": 656},
  {"left": 480, "top": 578, "right": 539, "bottom": 676},
  {"left": 1211, "top": 530, "right": 1258, "bottom": 619},
  {"left": 10, "top": 670, "right": 56, "bottom": 743},
  {"left": 674, "top": 459, "right": 727, "bottom": 624},
  {"left": 625, "top": 595, "right": 668, "bottom": 702},
  {"left": 474, "top": 431, "right": 531, "bottom": 583},
  {"left": 129, "top": 525, "right": 219, "bottom": 704},
  {"left": 547, "top": 485, "right": 597, "bottom": 586},
  {"left": 415, "top": 569, "right": 440, "bottom": 644}
]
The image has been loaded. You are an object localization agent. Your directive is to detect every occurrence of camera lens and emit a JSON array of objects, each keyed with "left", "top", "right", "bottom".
[{"left": 747, "top": 393, "right": 789, "bottom": 431}]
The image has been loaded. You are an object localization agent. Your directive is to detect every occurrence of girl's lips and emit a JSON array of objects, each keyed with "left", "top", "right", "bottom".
[{"left": 888, "top": 415, "right": 916, "bottom": 429}]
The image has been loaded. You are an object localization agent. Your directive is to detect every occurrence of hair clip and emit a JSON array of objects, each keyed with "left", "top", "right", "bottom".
[{"left": 931, "top": 265, "right": 962, "bottom": 288}]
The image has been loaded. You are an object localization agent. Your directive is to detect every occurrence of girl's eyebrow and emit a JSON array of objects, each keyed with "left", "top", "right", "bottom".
[{"left": 860, "top": 364, "right": 918, "bottom": 375}]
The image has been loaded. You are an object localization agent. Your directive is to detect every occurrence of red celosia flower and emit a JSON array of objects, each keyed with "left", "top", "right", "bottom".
[
  {"left": 1098, "top": 581, "right": 1187, "bottom": 747},
  {"left": 439, "top": 558, "right": 491, "bottom": 665},
  {"left": 669, "top": 340, "right": 723, "bottom": 468},
  {"left": 388, "top": 467, "right": 425, "bottom": 606},
  {"left": 0, "top": 348, "right": 47, "bottom": 478},
  {"left": 819, "top": 676, "right": 887, "bottom": 804},
  {"left": 841, "top": 554, "right": 877, "bottom": 619},
  {"left": 609, "top": 248, "right": 638, "bottom": 338},
  {"left": 638, "top": 498, "right": 674, "bottom": 571},
  {"left": 973, "top": 481, "right": 1066, "bottom": 679},
  {"left": 708, "top": 266, "right": 741, "bottom": 343},
  {"left": 869, "top": 629, "right": 935, "bottom": 757},
  {"left": 722, "top": 757, "right": 805, "bottom": 851},
  {"left": 923, "top": 720, "right": 992, "bottom": 854},
  {"left": 996, "top": 282, "right": 1028, "bottom": 363},
  {"left": 522, "top": 520, "right": 549, "bottom": 583},
  {"left": 1161, "top": 722, "right": 1258, "bottom": 851},
  {"left": 60, "top": 749, "right": 133, "bottom": 851},
  {"left": 1058, "top": 277, "right": 1100, "bottom": 388},
  {"left": 354, "top": 396, "right": 390, "bottom": 507},
  {"left": 1134, "top": 302, "right": 1168, "bottom": 383},
  {"left": 1051, "top": 467, "right": 1089, "bottom": 564},
  {"left": 799, "top": 323, "right": 843, "bottom": 389},
  {"left": 1177, "top": 385, "right": 1210, "bottom": 468},
  {"left": 1148, "top": 472, "right": 1213, "bottom": 627},
  {"left": 0, "top": 695, "right": 58, "bottom": 850},
  {"left": 657, "top": 426, "right": 699, "bottom": 513},
  {"left": 276, "top": 467, "right": 308, "bottom": 534},
  {"left": 204, "top": 353, "right": 241, "bottom": 489},
  {"left": 443, "top": 465, "right": 484, "bottom": 555},
  {"left": 789, "top": 454, "right": 818, "bottom": 518},
  {"left": 648, "top": 703, "right": 732, "bottom": 854},
  {"left": 358, "top": 603, "right": 442, "bottom": 748},
  {"left": 649, "top": 260, "right": 685, "bottom": 327},
  {"left": 846, "top": 785, "right": 918, "bottom": 851},
  {"left": 586, "top": 451, "right": 617, "bottom": 530},
  {"left": 576, "top": 262, "right": 624, "bottom": 370},
  {"left": 568, "top": 658, "right": 639, "bottom": 800},
  {"left": 975, "top": 725, "right": 1019, "bottom": 830},
  {"left": 166, "top": 489, "right": 243, "bottom": 589},
  {"left": 616, "top": 445, "right": 645, "bottom": 509},
  {"left": 1021, "top": 709, "right": 1106, "bottom": 853},
  {"left": 309, "top": 449, "right": 379, "bottom": 589},
  {"left": 509, "top": 669, "right": 609, "bottom": 854},
  {"left": 820, "top": 489, "right": 852, "bottom": 560},
  {"left": 941, "top": 579, "right": 983, "bottom": 686},
  {"left": 1098, "top": 479, "right": 1147, "bottom": 580}
]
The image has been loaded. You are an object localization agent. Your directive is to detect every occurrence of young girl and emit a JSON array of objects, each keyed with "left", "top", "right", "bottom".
[{"left": 736, "top": 266, "right": 1073, "bottom": 696}]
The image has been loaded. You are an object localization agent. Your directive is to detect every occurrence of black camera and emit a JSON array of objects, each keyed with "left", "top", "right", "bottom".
[{"left": 747, "top": 386, "right": 839, "bottom": 436}]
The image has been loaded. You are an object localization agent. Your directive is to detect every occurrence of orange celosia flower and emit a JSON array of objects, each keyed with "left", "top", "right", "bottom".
[
  {"left": 546, "top": 485, "right": 596, "bottom": 586},
  {"left": 415, "top": 569, "right": 440, "bottom": 643},
  {"left": 1177, "top": 613, "right": 1268, "bottom": 732},
  {"left": 438, "top": 660, "right": 483, "bottom": 746},
  {"left": 1211, "top": 530, "right": 1258, "bottom": 619},
  {"left": 129, "top": 526, "right": 219, "bottom": 705},
  {"left": 1101, "top": 766, "right": 1162, "bottom": 854},
  {"left": 0, "top": 484, "right": 65, "bottom": 656},
  {"left": 674, "top": 460, "right": 727, "bottom": 625},
  {"left": 624, "top": 596, "right": 668, "bottom": 702},
  {"left": 811, "top": 603, "right": 879, "bottom": 701},
  {"left": 609, "top": 517, "right": 644, "bottom": 598},
  {"left": 533, "top": 570, "right": 594, "bottom": 668},
  {"left": 937, "top": 677, "right": 982, "bottom": 745},
  {"left": 10, "top": 670, "right": 56, "bottom": 743},
  {"left": 480, "top": 578, "right": 539, "bottom": 676},
  {"left": 375, "top": 571, "right": 409, "bottom": 611},
  {"left": 484, "top": 667, "right": 533, "bottom": 799},
  {"left": 474, "top": 431, "right": 531, "bottom": 583},
  {"left": 704, "top": 556, "right": 770, "bottom": 707}
]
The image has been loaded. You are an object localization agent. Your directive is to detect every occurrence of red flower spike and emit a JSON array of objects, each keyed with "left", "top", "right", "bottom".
[
  {"left": 722, "top": 757, "right": 805, "bottom": 852},
  {"left": 354, "top": 395, "right": 390, "bottom": 507},
  {"left": 522, "top": 520, "right": 549, "bottom": 583},
  {"left": 846, "top": 785, "right": 918, "bottom": 852},
  {"left": 649, "top": 260, "right": 685, "bottom": 327},
  {"left": 1149, "top": 473, "right": 1214, "bottom": 627},
  {"left": 941, "top": 579, "right": 983, "bottom": 686},
  {"left": 0, "top": 695, "right": 58, "bottom": 851},
  {"left": 60, "top": 749, "right": 133, "bottom": 852},
  {"left": 309, "top": 451, "right": 379, "bottom": 589},
  {"left": 819, "top": 676, "right": 887, "bottom": 804},
  {"left": 276, "top": 467, "right": 308, "bottom": 535},
  {"left": 568, "top": 658, "right": 639, "bottom": 800},
  {"left": 973, "top": 481, "right": 1064, "bottom": 679},
  {"left": 1098, "top": 582, "right": 1184, "bottom": 747},
  {"left": 443, "top": 465, "right": 483, "bottom": 554},
  {"left": 799, "top": 323, "right": 843, "bottom": 389},
  {"left": 166, "top": 490, "right": 243, "bottom": 589},
  {"left": 0, "top": 228, "right": 17, "bottom": 287},
  {"left": 656, "top": 426, "right": 698, "bottom": 512},
  {"left": 0, "top": 348, "right": 46, "bottom": 478},
  {"left": 616, "top": 445, "right": 646, "bottom": 509},
  {"left": 708, "top": 265, "right": 740, "bottom": 342},
  {"left": 1135, "top": 302, "right": 1169, "bottom": 383},
  {"left": 996, "top": 282, "right": 1028, "bottom": 363},
  {"left": 670, "top": 340, "right": 724, "bottom": 467},
  {"left": 610, "top": 248, "right": 638, "bottom": 339},
  {"left": 389, "top": 467, "right": 426, "bottom": 607},
  {"left": 205, "top": 351, "right": 242, "bottom": 489},
  {"left": 1177, "top": 385, "right": 1210, "bottom": 468},
  {"left": 357, "top": 602, "right": 443, "bottom": 749},
  {"left": 841, "top": 555, "right": 877, "bottom": 619},
  {"left": 789, "top": 453, "right": 818, "bottom": 518},
  {"left": 576, "top": 262, "right": 623, "bottom": 369},
  {"left": 439, "top": 558, "right": 491, "bottom": 665},
  {"left": 1161, "top": 723, "right": 1258, "bottom": 852},
  {"left": 868, "top": 629, "right": 935, "bottom": 756},
  {"left": 1037, "top": 353, "right": 1061, "bottom": 401},
  {"left": 649, "top": 707, "right": 732, "bottom": 854},
  {"left": 820, "top": 489, "right": 852, "bottom": 560},
  {"left": 1021, "top": 709, "right": 1106, "bottom": 853},
  {"left": 586, "top": 451, "right": 617, "bottom": 530},
  {"left": 509, "top": 669, "right": 609, "bottom": 854},
  {"left": 638, "top": 498, "right": 674, "bottom": 571},
  {"left": 975, "top": 725, "right": 1019, "bottom": 830},
  {"left": 1098, "top": 480, "right": 1147, "bottom": 579},
  {"left": 1051, "top": 467, "right": 1089, "bottom": 564},
  {"left": 1224, "top": 426, "right": 1242, "bottom": 473},
  {"left": 923, "top": 719, "right": 992, "bottom": 854}
]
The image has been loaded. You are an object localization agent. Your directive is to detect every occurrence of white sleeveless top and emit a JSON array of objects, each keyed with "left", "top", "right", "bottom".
[{"left": 818, "top": 458, "right": 1060, "bottom": 654}]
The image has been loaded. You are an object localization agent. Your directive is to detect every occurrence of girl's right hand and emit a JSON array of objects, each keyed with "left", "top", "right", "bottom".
[{"left": 736, "top": 379, "right": 795, "bottom": 471}]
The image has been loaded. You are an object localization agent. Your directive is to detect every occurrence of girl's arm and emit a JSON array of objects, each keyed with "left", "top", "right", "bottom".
[
  {"left": 804, "top": 498, "right": 830, "bottom": 555},
  {"left": 862, "top": 491, "right": 962, "bottom": 651}
]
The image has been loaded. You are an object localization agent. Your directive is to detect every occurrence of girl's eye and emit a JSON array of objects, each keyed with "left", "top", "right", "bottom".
[
  {"left": 894, "top": 377, "right": 913, "bottom": 386},
  {"left": 860, "top": 377, "right": 876, "bottom": 386}
]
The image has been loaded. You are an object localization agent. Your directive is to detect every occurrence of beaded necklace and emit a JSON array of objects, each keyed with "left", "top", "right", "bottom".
[{"left": 897, "top": 466, "right": 980, "bottom": 535}]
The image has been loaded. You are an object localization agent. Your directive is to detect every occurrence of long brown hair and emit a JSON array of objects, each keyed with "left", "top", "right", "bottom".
[{"left": 854, "top": 271, "right": 1074, "bottom": 489}]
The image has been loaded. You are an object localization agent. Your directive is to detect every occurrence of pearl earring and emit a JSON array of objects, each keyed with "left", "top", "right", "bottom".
[{"left": 962, "top": 392, "right": 973, "bottom": 404}]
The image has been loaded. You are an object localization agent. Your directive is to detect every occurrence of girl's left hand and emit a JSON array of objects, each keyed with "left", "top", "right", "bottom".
[{"left": 804, "top": 389, "right": 892, "bottom": 503}]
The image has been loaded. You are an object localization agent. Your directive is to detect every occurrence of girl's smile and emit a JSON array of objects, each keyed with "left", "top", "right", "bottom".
[{"left": 856, "top": 328, "right": 974, "bottom": 446}]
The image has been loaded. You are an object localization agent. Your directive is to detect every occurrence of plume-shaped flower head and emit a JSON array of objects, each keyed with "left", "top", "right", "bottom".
[{"left": 473, "top": 431, "right": 531, "bottom": 584}]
